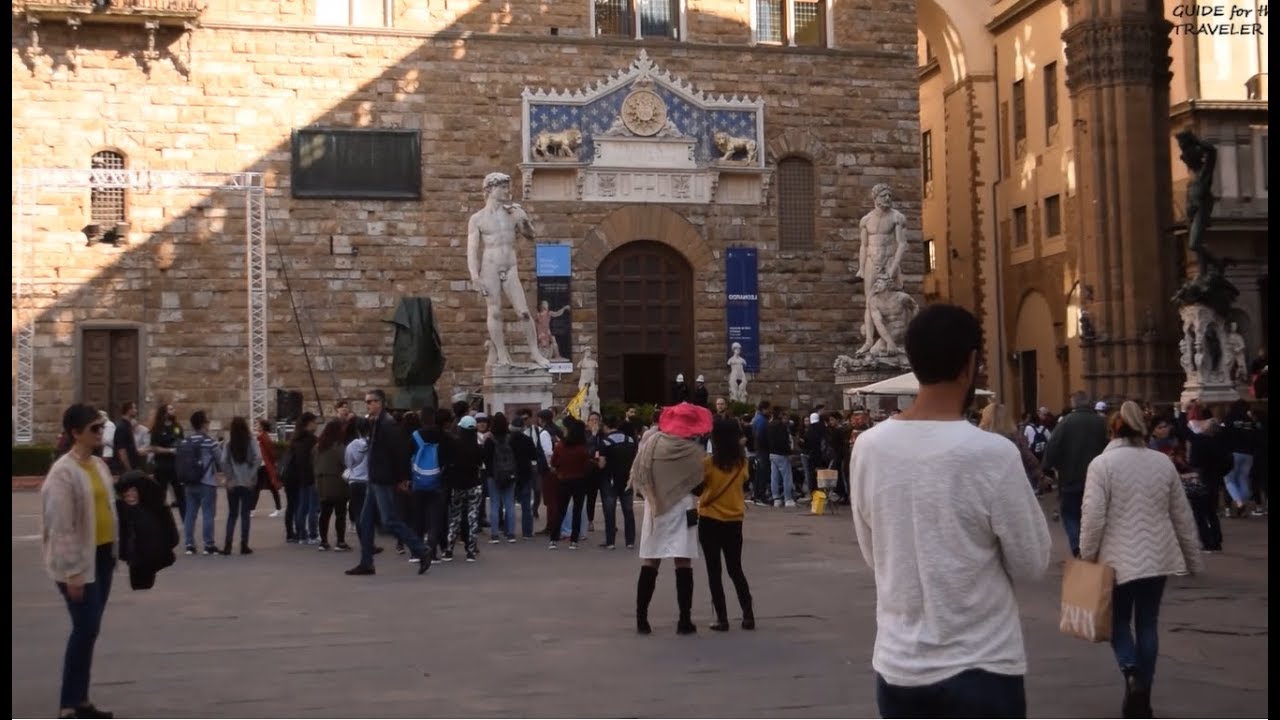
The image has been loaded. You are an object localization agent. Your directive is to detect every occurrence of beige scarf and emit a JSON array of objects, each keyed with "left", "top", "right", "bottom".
[{"left": 628, "top": 430, "right": 706, "bottom": 518}]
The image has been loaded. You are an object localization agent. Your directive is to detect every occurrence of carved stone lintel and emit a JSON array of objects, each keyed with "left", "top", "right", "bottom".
[{"left": 1063, "top": 15, "right": 1173, "bottom": 92}]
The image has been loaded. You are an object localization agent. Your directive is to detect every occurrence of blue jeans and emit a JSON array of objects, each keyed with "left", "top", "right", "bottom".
[
  {"left": 515, "top": 476, "right": 535, "bottom": 537},
  {"left": 224, "top": 486, "right": 253, "bottom": 548},
  {"left": 876, "top": 669, "right": 1026, "bottom": 718},
  {"left": 1059, "top": 490, "right": 1084, "bottom": 557},
  {"left": 57, "top": 544, "right": 115, "bottom": 711},
  {"left": 1111, "top": 576, "right": 1167, "bottom": 690},
  {"left": 358, "top": 483, "right": 426, "bottom": 568},
  {"left": 488, "top": 477, "right": 516, "bottom": 538},
  {"left": 560, "top": 494, "right": 590, "bottom": 538},
  {"left": 1225, "top": 452, "right": 1254, "bottom": 505},
  {"left": 600, "top": 482, "right": 636, "bottom": 547},
  {"left": 183, "top": 483, "right": 217, "bottom": 549},
  {"left": 769, "top": 454, "right": 794, "bottom": 503},
  {"left": 296, "top": 485, "right": 319, "bottom": 540}
]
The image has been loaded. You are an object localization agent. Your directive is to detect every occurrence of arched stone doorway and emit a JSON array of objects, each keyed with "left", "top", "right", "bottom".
[
  {"left": 596, "top": 241, "right": 694, "bottom": 404},
  {"left": 1013, "top": 290, "right": 1064, "bottom": 418}
]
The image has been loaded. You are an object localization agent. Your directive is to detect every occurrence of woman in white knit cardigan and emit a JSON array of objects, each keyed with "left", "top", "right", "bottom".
[
  {"left": 42, "top": 404, "right": 119, "bottom": 719},
  {"left": 1080, "top": 401, "right": 1203, "bottom": 720}
]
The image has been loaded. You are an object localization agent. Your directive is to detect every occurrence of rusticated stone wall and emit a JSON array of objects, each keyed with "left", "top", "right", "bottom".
[{"left": 11, "top": 0, "right": 921, "bottom": 439}]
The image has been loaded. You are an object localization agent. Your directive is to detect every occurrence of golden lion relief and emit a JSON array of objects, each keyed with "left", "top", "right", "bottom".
[
  {"left": 713, "top": 131, "right": 758, "bottom": 163},
  {"left": 532, "top": 128, "right": 583, "bottom": 160}
]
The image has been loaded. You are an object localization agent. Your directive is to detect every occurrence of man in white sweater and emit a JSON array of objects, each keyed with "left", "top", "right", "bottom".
[{"left": 849, "top": 304, "right": 1052, "bottom": 718}]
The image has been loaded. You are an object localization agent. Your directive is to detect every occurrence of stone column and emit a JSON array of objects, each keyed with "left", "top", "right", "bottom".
[{"left": 1063, "top": 0, "right": 1181, "bottom": 402}]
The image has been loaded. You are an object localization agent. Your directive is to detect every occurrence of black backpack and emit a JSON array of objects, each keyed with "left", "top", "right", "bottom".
[
  {"left": 1030, "top": 426, "right": 1049, "bottom": 461},
  {"left": 174, "top": 436, "right": 211, "bottom": 486},
  {"left": 491, "top": 434, "right": 519, "bottom": 488}
]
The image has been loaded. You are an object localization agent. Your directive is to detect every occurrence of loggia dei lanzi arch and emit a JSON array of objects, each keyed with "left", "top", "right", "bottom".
[{"left": 12, "top": 167, "right": 267, "bottom": 444}]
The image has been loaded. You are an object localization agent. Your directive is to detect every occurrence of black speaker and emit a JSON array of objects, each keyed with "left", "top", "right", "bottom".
[{"left": 276, "top": 389, "right": 303, "bottom": 422}]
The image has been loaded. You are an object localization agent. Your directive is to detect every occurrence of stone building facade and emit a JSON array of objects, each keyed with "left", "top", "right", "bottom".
[
  {"left": 916, "top": 0, "right": 1269, "bottom": 416},
  {"left": 11, "top": 0, "right": 922, "bottom": 440}
]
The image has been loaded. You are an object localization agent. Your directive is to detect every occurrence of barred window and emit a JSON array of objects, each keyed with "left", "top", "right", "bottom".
[
  {"left": 639, "top": 0, "right": 680, "bottom": 38},
  {"left": 1012, "top": 79, "right": 1027, "bottom": 143},
  {"left": 1013, "top": 205, "right": 1029, "bottom": 247},
  {"left": 924, "top": 239, "right": 937, "bottom": 273},
  {"left": 1044, "top": 62, "right": 1059, "bottom": 133},
  {"left": 921, "top": 130, "right": 933, "bottom": 185},
  {"left": 754, "top": 0, "right": 825, "bottom": 46},
  {"left": 777, "top": 156, "right": 816, "bottom": 250},
  {"left": 594, "top": 0, "right": 632, "bottom": 36},
  {"left": 90, "top": 151, "right": 126, "bottom": 225},
  {"left": 1044, "top": 194, "right": 1062, "bottom": 238}
]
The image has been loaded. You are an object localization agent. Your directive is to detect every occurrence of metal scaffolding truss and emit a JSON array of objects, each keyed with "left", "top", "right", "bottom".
[{"left": 12, "top": 167, "right": 267, "bottom": 444}]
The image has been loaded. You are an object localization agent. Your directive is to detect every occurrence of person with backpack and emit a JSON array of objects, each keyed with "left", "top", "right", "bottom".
[
  {"left": 314, "top": 419, "right": 350, "bottom": 552},
  {"left": 408, "top": 409, "right": 453, "bottom": 563},
  {"left": 550, "top": 418, "right": 593, "bottom": 550},
  {"left": 599, "top": 415, "right": 638, "bottom": 550},
  {"left": 176, "top": 410, "right": 223, "bottom": 556},
  {"left": 507, "top": 414, "right": 540, "bottom": 539},
  {"left": 1023, "top": 407, "right": 1053, "bottom": 465},
  {"left": 345, "top": 389, "right": 431, "bottom": 576},
  {"left": 483, "top": 413, "right": 527, "bottom": 544},
  {"left": 149, "top": 403, "right": 185, "bottom": 520},
  {"left": 533, "top": 409, "right": 558, "bottom": 534}
]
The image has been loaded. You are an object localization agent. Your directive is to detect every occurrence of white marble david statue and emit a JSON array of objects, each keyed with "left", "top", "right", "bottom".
[
  {"left": 467, "top": 172, "right": 552, "bottom": 369},
  {"left": 727, "top": 342, "right": 748, "bottom": 402}
]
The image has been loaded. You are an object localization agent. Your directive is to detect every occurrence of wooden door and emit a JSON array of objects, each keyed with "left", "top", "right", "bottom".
[
  {"left": 596, "top": 241, "right": 693, "bottom": 405},
  {"left": 81, "top": 328, "right": 139, "bottom": 414}
]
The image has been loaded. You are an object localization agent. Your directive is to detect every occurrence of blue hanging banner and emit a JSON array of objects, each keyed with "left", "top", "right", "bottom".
[
  {"left": 725, "top": 247, "right": 760, "bottom": 373},
  {"left": 535, "top": 244, "right": 574, "bottom": 374}
]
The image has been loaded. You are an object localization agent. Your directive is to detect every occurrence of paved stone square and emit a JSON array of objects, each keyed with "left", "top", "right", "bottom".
[{"left": 10, "top": 491, "right": 1268, "bottom": 718}]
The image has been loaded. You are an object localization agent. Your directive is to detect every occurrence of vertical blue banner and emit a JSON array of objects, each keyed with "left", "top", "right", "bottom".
[
  {"left": 535, "top": 244, "right": 574, "bottom": 374},
  {"left": 725, "top": 247, "right": 760, "bottom": 373}
]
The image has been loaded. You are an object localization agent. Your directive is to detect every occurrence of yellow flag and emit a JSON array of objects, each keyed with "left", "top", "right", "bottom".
[{"left": 564, "top": 385, "right": 589, "bottom": 420}]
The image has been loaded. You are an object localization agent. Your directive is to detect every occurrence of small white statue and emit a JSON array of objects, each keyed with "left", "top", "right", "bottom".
[
  {"left": 577, "top": 347, "right": 598, "bottom": 391},
  {"left": 727, "top": 342, "right": 749, "bottom": 403},
  {"left": 1225, "top": 322, "right": 1247, "bottom": 384},
  {"left": 466, "top": 172, "right": 551, "bottom": 369},
  {"left": 713, "top": 131, "right": 758, "bottom": 163}
]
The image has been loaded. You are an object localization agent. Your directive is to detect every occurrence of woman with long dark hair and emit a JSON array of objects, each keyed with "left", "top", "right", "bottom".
[
  {"left": 220, "top": 416, "right": 263, "bottom": 555},
  {"left": 698, "top": 418, "right": 755, "bottom": 631},
  {"left": 288, "top": 413, "right": 319, "bottom": 544},
  {"left": 314, "top": 419, "right": 350, "bottom": 551},
  {"left": 149, "top": 402, "right": 185, "bottom": 520},
  {"left": 43, "top": 404, "right": 117, "bottom": 719},
  {"left": 1079, "top": 402, "right": 1203, "bottom": 718},
  {"left": 550, "top": 417, "right": 591, "bottom": 550}
]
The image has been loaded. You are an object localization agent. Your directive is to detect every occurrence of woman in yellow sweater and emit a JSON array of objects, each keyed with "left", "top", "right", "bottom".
[
  {"left": 42, "top": 403, "right": 118, "bottom": 719},
  {"left": 698, "top": 418, "right": 755, "bottom": 631}
]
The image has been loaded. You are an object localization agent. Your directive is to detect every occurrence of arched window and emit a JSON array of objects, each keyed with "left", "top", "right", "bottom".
[
  {"left": 90, "top": 150, "right": 127, "bottom": 226},
  {"left": 777, "top": 156, "right": 816, "bottom": 250}
]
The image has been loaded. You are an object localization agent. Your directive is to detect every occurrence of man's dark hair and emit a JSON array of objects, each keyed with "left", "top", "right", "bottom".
[
  {"left": 905, "top": 304, "right": 982, "bottom": 385},
  {"left": 335, "top": 399, "right": 349, "bottom": 410},
  {"left": 366, "top": 389, "right": 386, "bottom": 403},
  {"left": 435, "top": 408, "right": 455, "bottom": 429},
  {"left": 190, "top": 410, "right": 209, "bottom": 431},
  {"left": 120, "top": 401, "right": 135, "bottom": 416},
  {"left": 603, "top": 415, "right": 620, "bottom": 429},
  {"left": 452, "top": 401, "right": 471, "bottom": 421},
  {"left": 757, "top": 400, "right": 771, "bottom": 411}
]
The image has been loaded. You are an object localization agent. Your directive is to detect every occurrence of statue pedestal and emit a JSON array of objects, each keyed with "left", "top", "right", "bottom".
[
  {"left": 834, "top": 355, "right": 913, "bottom": 412},
  {"left": 483, "top": 364, "right": 554, "bottom": 417},
  {"left": 1177, "top": 303, "right": 1240, "bottom": 405}
]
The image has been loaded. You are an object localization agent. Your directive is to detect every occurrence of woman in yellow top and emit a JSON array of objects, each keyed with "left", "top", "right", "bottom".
[
  {"left": 698, "top": 417, "right": 755, "bottom": 631},
  {"left": 41, "top": 403, "right": 118, "bottom": 719}
]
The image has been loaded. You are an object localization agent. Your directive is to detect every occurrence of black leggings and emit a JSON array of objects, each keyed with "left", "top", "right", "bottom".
[
  {"left": 1188, "top": 491, "right": 1222, "bottom": 551},
  {"left": 697, "top": 517, "right": 752, "bottom": 620},
  {"left": 252, "top": 467, "right": 281, "bottom": 511},
  {"left": 555, "top": 477, "right": 589, "bottom": 542},
  {"left": 319, "top": 498, "right": 348, "bottom": 545},
  {"left": 585, "top": 473, "right": 600, "bottom": 524}
]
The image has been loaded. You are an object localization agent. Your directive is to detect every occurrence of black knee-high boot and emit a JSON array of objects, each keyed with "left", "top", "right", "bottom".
[
  {"left": 739, "top": 590, "right": 755, "bottom": 630},
  {"left": 675, "top": 566, "right": 696, "bottom": 635},
  {"left": 636, "top": 565, "right": 658, "bottom": 634}
]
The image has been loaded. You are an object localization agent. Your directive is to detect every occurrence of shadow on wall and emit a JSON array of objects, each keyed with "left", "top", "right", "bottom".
[{"left": 10, "top": 0, "right": 922, "bottom": 437}]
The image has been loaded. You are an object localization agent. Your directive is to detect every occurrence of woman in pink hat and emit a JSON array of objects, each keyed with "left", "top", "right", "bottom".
[{"left": 628, "top": 402, "right": 713, "bottom": 635}]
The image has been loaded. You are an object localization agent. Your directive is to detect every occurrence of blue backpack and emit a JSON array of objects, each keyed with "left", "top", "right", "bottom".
[{"left": 411, "top": 431, "right": 442, "bottom": 491}]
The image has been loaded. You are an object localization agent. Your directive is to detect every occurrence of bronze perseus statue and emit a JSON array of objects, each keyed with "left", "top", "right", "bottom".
[{"left": 1176, "top": 130, "right": 1218, "bottom": 279}]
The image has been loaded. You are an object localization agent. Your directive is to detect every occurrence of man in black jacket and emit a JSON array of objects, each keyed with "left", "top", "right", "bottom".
[
  {"left": 766, "top": 408, "right": 795, "bottom": 507},
  {"left": 598, "top": 416, "right": 638, "bottom": 549},
  {"left": 346, "top": 389, "right": 430, "bottom": 575},
  {"left": 1042, "top": 391, "right": 1108, "bottom": 558}
]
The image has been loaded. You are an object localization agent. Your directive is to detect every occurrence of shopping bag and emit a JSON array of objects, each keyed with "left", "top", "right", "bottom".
[{"left": 1059, "top": 558, "right": 1115, "bottom": 642}]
